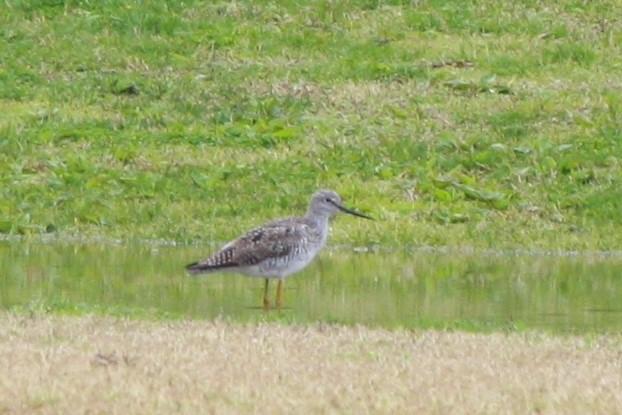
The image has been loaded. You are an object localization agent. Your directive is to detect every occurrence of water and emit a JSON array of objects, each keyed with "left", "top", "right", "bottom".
[{"left": 1, "top": 241, "right": 621, "bottom": 333}]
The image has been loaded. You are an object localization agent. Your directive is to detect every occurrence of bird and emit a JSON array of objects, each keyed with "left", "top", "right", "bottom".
[{"left": 185, "top": 189, "right": 373, "bottom": 311}]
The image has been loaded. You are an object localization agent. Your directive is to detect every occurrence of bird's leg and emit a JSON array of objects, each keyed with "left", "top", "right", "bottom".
[
  {"left": 275, "top": 279, "right": 283, "bottom": 311},
  {"left": 263, "top": 279, "right": 270, "bottom": 312}
]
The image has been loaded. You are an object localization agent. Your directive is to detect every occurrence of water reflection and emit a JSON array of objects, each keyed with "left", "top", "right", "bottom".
[{"left": 1, "top": 241, "right": 621, "bottom": 333}]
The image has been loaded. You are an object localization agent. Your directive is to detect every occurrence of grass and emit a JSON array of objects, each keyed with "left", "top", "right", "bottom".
[
  {"left": 1, "top": 0, "right": 621, "bottom": 251},
  {"left": 1, "top": 312, "right": 621, "bottom": 414},
  {"left": 3, "top": 5, "right": 620, "bottom": 411}
]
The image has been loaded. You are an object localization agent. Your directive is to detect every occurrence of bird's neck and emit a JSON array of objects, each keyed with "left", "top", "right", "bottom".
[
  {"left": 304, "top": 210, "right": 330, "bottom": 229},
  {"left": 304, "top": 212, "right": 330, "bottom": 248}
]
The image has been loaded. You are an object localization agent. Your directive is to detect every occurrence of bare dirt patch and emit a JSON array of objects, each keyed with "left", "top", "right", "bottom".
[{"left": 0, "top": 312, "right": 620, "bottom": 414}]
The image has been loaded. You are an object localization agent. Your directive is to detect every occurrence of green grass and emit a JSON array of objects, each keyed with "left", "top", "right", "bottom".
[{"left": 1, "top": 0, "right": 621, "bottom": 250}]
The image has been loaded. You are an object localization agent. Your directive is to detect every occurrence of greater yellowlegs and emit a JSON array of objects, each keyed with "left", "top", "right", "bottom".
[{"left": 185, "top": 189, "right": 372, "bottom": 310}]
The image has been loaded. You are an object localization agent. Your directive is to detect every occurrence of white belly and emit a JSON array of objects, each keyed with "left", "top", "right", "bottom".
[{"left": 237, "top": 244, "right": 323, "bottom": 279}]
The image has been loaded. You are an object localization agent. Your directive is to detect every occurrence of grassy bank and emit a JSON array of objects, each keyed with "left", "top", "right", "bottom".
[
  {"left": 1, "top": 312, "right": 621, "bottom": 414},
  {"left": 1, "top": 0, "right": 621, "bottom": 250}
]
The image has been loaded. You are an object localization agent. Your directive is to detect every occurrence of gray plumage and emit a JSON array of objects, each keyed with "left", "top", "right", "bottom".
[
  {"left": 185, "top": 189, "right": 372, "bottom": 310},
  {"left": 186, "top": 189, "right": 371, "bottom": 279}
]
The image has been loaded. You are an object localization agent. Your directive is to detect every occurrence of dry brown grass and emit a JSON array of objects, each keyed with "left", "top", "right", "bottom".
[{"left": 1, "top": 312, "right": 621, "bottom": 415}]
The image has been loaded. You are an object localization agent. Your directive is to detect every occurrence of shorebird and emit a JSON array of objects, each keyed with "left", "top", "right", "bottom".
[{"left": 185, "top": 189, "right": 372, "bottom": 311}]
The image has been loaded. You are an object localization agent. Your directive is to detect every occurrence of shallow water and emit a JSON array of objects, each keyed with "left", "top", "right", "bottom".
[{"left": 1, "top": 241, "right": 621, "bottom": 333}]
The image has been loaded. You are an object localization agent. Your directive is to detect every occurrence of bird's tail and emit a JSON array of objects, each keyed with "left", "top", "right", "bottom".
[{"left": 185, "top": 262, "right": 214, "bottom": 275}]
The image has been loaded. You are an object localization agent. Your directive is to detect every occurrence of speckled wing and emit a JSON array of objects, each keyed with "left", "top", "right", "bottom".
[{"left": 185, "top": 218, "right": 308, "bottom": 275}]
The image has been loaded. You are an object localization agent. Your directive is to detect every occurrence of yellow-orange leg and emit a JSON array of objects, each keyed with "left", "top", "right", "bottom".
[
  {"left": 275, "top": 280, "right": 283, "bottom": 311},
  {"left": 263, "top": 279, "right": 270, "bottom": 311}
]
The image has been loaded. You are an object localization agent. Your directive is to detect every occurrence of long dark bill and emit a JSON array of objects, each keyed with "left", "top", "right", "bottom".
[{"left": 334, "top": 202, "right": 373, "bottom": 220}]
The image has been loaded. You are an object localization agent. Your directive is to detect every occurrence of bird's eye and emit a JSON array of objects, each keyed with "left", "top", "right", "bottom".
[{"left": 325, "top": 198, "right": 332, "bottom": 203}]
